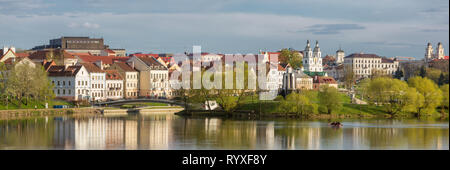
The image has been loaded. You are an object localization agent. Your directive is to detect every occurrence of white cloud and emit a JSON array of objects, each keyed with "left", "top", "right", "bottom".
[
  {"left": 67, "top": 22, "right": 100, "bottom": 29},
  {"left": 0, "top": 11, "right": 448, "bottom": 58}
]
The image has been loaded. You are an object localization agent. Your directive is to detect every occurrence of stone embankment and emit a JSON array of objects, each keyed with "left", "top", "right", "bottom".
[{"left": 0, "top": 108, "right": 101, "bottom": 120}]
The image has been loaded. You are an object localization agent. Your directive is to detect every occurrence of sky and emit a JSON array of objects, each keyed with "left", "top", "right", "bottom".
[{"left": 0, "top": 0, "right": 448, "bottom": 58}]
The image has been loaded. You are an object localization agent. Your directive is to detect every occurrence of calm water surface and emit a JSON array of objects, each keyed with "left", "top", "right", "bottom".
[{"left": 0, "top": 113, "right": 448, "bottom": 150}]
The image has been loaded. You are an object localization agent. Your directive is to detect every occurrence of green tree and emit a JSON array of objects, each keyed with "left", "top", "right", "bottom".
[
  {"left": 425, "top": 67, "right": 442, "bottom": 84},
  {"left": 318, "top": 86, "right": 341, "bottom": 114},
  {"left": 393, "top": 67, "right": 403, "bottom": 80},
  {"left": 0, "top": 62, "right": 8, "bottom": 107},
  {"left": 438, "top": 73, "right": 445, "bottom": 86},
  {"left": 343, "top": 65, "right": 356, "bottom": 89},
  {"left": 419, "top": 65, "right": 426, "bottom": 78},
  {"left": 5, "top": 64, "right": 53, "bottom": 108},
  {"left": 440, "top": 84, "right": 449, "bottom": 115},
  {"left": 279, "top": 49, "right": 302, "bottom": 69},
  {"left": 408, "top": 76, "right": 443, "bottom": 116},
  {"left": 365, "top": 77, "right": 420, "bottom": 115},
  {"left": 278, "top": 92, "right": 317, "bottom": 115}
]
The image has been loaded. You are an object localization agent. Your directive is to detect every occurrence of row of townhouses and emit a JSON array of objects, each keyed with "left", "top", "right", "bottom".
[{"left": 2, "top": 37, "right": 447, "bottom": 102}]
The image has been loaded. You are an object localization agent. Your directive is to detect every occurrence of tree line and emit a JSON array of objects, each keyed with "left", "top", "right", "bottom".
[
  {"left": 358, "top": 76, "right": 448, "bottom": 116},
  {"left": 0, "top": 62, "right": 54, "bottom": 109}
]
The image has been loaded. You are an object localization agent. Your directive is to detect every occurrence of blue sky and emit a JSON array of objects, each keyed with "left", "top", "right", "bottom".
[{"left": 0, "top": 0, "right": 448, "bottom": 58}]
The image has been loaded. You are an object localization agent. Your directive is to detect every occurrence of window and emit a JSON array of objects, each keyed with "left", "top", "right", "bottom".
[
  {"left": 57, "top": 81, "right": 60, "bottom": 86},
  {"left": 57, "top": 89, "right": 60, "bottom": 95},
  {"left": 68, "top": 81, "right": 71, "bottom": 86}
]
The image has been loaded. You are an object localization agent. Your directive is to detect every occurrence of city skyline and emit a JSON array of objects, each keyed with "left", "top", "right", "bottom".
[{"left": 0, "top": 0, "right": 449, "bottom": 58}]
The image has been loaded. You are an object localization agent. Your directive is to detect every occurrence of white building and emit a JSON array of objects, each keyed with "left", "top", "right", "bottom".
[
  {"left": 105, "top": 70, "right": 124, "bottom": 100},
  {"left": 80, "top": 63, "right": 106, "bottom": 101},
  {"left": 47, "top": 65, "right": 90, "bottom": 101},
  {"left": 303, "top": 40, "right": 323, "bottom": 73},
  {"left": 344, "top": 53, "right": 399, "bottom": 78}
]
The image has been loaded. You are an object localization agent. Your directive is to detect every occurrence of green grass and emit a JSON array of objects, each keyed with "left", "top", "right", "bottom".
[
  {"left": 0, "top": 99, "right": 73, "bottom": 110},
  {"left": 120, "top": 102, "right": 169, "bottom": 108}
]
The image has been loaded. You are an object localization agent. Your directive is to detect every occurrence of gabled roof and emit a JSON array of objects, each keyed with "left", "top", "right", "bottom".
[
  {"left": 80, "top": 62, "right": 104, "bottom": 73},
  {"left": 112, "top": 62, "right": 137, "bottom": 72},
  {"left": 0, "top": 49, "right": 17, "bottom": 61},
  {"left": 314, "top": 76, "right": 337, "bottom": 84},
  {"left": 28, "top": 49, "right": 75, "bottom": 61},
  {"left": 77, "top": 55, "right": 129, "bottom": 64},
  {"left": 47, "top": 65, "right": 83, "bottom": 77},
  {"left": 136, "top": 56, "right": 167, "bottom": 70}
]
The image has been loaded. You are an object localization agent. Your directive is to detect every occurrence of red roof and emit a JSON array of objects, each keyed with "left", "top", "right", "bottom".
[
  {"left": 105, "top": 70, "right": 123, "bottom": 80},
  {"left": 129, "top": 53, "right": 159, "bottom": 58},
  {"left": 156, "top": 56, "right": 174, "bottom": 63},
  {"left": 314, "top": 76, "right": 337, "bottom": 84},
  {"left": 47, "top": 65, "right": 83, "bottom": 77},
  {"left": 77, "top": 55, "right": 129, "bottom": 64},
  {"left": 104, "top": 49, "right": 116, "bottom": 54},
  {"left": 278, "top": 64, "right": 286, "bottom": 71}
]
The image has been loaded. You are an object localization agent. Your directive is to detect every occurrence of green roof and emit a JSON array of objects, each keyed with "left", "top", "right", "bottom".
[{"left": 303, "top": 71, "right": 326, "bottom": 76}]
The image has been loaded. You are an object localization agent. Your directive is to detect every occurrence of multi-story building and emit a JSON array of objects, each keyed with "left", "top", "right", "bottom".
[
  {"left": 127, "top": 56, "right": 170, "bottom": 98},
  {"left": 80, "top": 63, "right": 106, "bottom": 101},
  {"left": 105, "top": 70, "right": 124, "bottom": 100},
  {"left": 109, "top": 62, "right": 139, "bottom": 99},
  {"left": 344, "top": 53, "right": 399, "bottom": 78},
  {"left": 324, "top": 64, "right": 344, "bottom": 82},
  {"left": 47, "top": 65, "right": 90, "bottom": 101}
]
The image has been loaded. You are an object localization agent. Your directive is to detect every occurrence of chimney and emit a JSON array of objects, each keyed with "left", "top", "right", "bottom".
[{"left": 3, "top": 46, "right": 8, "bottom": 55}]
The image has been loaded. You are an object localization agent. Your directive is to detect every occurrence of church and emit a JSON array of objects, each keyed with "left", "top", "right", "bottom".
[
  {"left": 302, "top": 40, "right": 326, "bottom": 76},
  {"left": 425, "top": 42, "right": 447, "bottom": 62}
]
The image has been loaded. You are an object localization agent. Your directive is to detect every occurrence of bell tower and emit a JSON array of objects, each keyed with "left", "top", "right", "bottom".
[{"left": 425, "top": 42, "right": 433, "bottom": 61}]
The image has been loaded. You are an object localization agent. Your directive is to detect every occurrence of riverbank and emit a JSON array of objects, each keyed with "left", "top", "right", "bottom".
[
  {"left": 0, "top": 108, "right": 101, "bottom": 120},
  {"left": 176, "top": 109, "right": 449, "bottom": 120}
]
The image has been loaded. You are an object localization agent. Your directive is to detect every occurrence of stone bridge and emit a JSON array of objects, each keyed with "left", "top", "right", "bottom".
[{"left": 93, "top": 98, "right": 184, "bottom": 107}]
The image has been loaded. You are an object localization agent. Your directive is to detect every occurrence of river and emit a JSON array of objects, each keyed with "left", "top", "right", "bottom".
[{"left": 0, "top": 113, "right": 448, "bottom": 150}]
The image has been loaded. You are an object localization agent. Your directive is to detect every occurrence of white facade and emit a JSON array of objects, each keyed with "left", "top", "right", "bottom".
[
  {"left": 106, "top": 79, "right": 123, "bottom": 100},
  {"left": 303, "top": 40, "right": 323, "bottom": 72},
  {"left": 124, "top": 71, "right": 139, "bottom": 98},
  {"left": 89, "top": 72, "right": 106, "bottom": 101},
  {"left": 49, "top": 66, "right": 90, "bottom": 101},
  {"left": 344, "top": 54, "right": 399, "bottom": 78}
]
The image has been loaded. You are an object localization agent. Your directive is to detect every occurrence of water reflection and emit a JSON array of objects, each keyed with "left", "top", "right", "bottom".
[{"left": 0, "top": 115, "right": 448, "bottom": 150}]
